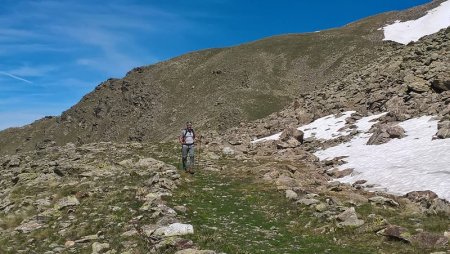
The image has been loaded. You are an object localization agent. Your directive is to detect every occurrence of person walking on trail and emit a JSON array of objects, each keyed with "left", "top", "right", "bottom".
[{"left": 179, "top": 121, "right": 196, "bottom": 174}]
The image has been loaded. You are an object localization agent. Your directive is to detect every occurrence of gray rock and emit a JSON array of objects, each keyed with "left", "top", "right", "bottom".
[
  {"left": 404, "top": 190, "right": 438, "bottom": 203},
  {"left": 430, "top": 70, "right": 450, "bottom": 92},
  {"left": 285, "top": 190, "right": 298, "bottom": 200},
  {"left": 367, "top": 124, "right": 405, "bottom": 145},
  {"left": 367, "top": 129, "right": 390, "bottom": 145},
  {"left": 428, "top": 198, "right": 450, "bottom": 215},
  {"left": 136, "top": 158, "right": 165, "bottom": 169},
  {"left": 276, "top": 138, "right": 301, "bottom": 149},
  {"left": 327, "top": 168, "right": 353, "bottom": 178},
  {"left": 55, "top": 196, "right": 80, "bottom": 210},
  {"left": 7, "top": 156, "right": 21, "bottom": 168},
  {"left": 92, "top": 242, "right": 110, "bottom": 254},
  {"left": 436, "top": 120, "right": 450, "bottom": 139},
  {"left": 315, "top": 203, "right": 328, "bottom": 212},
  {"left": 153, "top": 223, "right": 194, "bottom": 237},
  {"left": 118, "top": 159, "right": 133, "bottom": 167},
  {"left": 174, "top": 205, "right": 188, "bottom": 213},
  {"left": 141, "top": 224, "right": 159, "bottom": 237},
  {"left": 280, "top": 127, "right": 304, "bottom": 143},
  {"left": 336, "top": 207, "right": 364, "bottom": 227},
  {"left": 386, "top": 125, "right": 405, "bottom": 139},
  {"left": 404, "top": 74, "right": 430, "bottom": 93},
  {"left": 121, "top": 229, "right": 137, "bottom": 237},
  {"left": 368, "top": 196, "right": 399, "bottom": 207},
  {"left": 378, "top": 225, "right": 411, "bottom": 243},
  {"left": 297, "top": 198, "right": 320, "bottom": 206},
  {"left": 15, "top": 220, "right": 44, "bottom": 233},
  {"left": 222, "top": 147, "right": 235, "bottom": 156}
]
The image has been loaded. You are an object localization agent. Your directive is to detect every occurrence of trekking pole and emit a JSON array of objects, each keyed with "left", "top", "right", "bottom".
[
  {"left": 179, "top": 144, "right": 183, "bottom": 170},
  {"left": 197, "top": 135, "right": 201, "bottom": 170}
]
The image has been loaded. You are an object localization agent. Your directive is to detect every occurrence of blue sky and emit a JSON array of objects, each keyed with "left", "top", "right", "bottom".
[{"left": 0, "top": 0, "right": 431, "bottom": 130}]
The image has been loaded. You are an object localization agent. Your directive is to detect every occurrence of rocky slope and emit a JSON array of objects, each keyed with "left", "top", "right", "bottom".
[
  {"left": 201, "top": 26, "right": 449, "bottom": 205},
  {"left": 1, "top": 140, "right": 448, "bottom": 253},
  {"left": 0, "top": 142, "right": 216, "bottom": 253},
  {"left": 190, "top": 27, "right": 450, "bottom": 252},
  {"left": 213, "top": 27, "right": 449, "bottom": 147},
  {"left": 0, "top": 1, "right": 449, "bottom": 253},
  {"left": 0, "top": 0, "right": 446, "bottom": 155}
]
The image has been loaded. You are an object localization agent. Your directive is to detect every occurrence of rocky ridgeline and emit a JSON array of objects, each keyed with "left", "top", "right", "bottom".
[{"left": 0, "top": 142, "right": 216, "bottom": 254}]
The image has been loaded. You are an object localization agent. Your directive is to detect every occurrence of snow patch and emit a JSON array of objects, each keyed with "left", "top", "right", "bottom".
[
  {"left": 316, "top": 116, "right": 450, "bottom": 201},
  {"left": 382, "top": 0, "right": 450, "bottom": 44},
  {"left": 252, "top": 111, "right": 357, "bottom": 143},
  {"left": 300, "top": 111, "right": 355, "bottom": 140},
  {"left": 252, "top": 111, "right": 450, "bottom": 201}
]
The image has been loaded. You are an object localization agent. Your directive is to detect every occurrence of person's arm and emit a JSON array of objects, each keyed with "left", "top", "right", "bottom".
[{"left": 179, "top": 130, "right": 184, "bottom": 144}]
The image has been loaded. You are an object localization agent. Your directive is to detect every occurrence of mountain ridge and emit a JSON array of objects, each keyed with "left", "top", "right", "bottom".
[{"left": 0, "top": 0, "right": 446, "bottom": 155}]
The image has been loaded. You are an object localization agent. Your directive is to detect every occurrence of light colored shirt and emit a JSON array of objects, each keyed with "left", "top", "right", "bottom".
[{"left": 181, "top": 129, "right": 195, "bottom": 144}]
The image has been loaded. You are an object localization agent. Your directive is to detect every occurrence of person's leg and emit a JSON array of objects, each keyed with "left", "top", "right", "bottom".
[
  {"left": 181, "top": 145, "right": 188, "bottom": 170},
  {"left": 189, "top": 145, "right": 195, "bottom": 168}
]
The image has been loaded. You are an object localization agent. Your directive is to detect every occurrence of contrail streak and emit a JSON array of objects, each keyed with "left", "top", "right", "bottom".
[{"left": 0, "top": 71, "right": 33, "bottom": 84}]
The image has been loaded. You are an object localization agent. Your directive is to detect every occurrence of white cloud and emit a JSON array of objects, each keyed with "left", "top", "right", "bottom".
[{"left": 0, "top": 71, "right": 33, "bottom": 84}]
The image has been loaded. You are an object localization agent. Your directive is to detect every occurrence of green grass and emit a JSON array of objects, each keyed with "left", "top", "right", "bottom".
[
  {"left": 168, "top": 171, "right": 371, "bottom": 254},
  {"left": 167, "top": 154, "right": 450, "bottom": 254},
  {"left": 242, "top": 93, "right": 291, "bottom": 121}
]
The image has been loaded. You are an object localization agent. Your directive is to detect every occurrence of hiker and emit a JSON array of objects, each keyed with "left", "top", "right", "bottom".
[{"left": 179, "top": 121, "right": 196, "bottom": 173}]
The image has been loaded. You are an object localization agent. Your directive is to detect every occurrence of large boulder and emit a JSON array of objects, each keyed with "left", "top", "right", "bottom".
[
  {"left": 386, "top": 125, "right": 405, "bottom": 139},
  {"left": 404, "top": 190, "right": 438, "bottom": 203},
  {"left": 378, "top": 225, "right": 411, "bottom": 243},
  {"left": 430, "top": 67, "right": 450, "bottom": 92},
  {"left": 404, "top": 73, "right": 430, "bottom": 93},
  {"left": 367, "top": 124, "right": 405, "bottom": 145},
  {"left": 276, "top": 138, "right": 301, "bottom": 149},
  {"left": 280, "top": 127, "right": 304, "bottom": 143},
  {"left": 336, "top": 207, "right": 364, "bottom": 227},
  {"left": 436, "top": 120, "right": 450, "bottom": 139}
]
